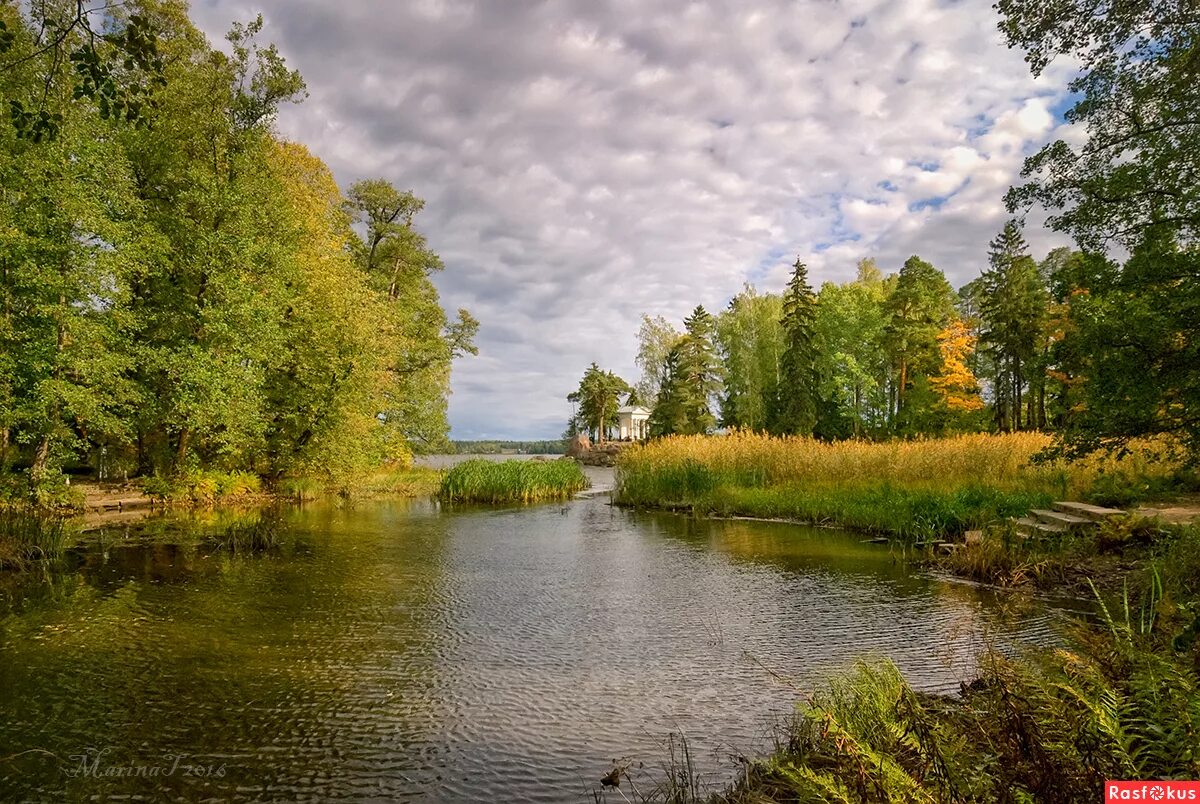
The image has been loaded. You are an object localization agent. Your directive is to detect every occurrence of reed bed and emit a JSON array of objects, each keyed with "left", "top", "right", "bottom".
[
  {"left": 0, "top": 506, "right": 69, "bottom": 571},
  {"left": 439, "top": 459, "right": 589, "bottom": 504},
  {"left": 614, "top": 432, "right": 1189, "bottom": 539}
]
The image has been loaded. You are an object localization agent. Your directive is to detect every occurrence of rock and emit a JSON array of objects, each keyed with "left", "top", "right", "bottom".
[{"left": 565, "top": 433, "right": 592, "bottom": 458}]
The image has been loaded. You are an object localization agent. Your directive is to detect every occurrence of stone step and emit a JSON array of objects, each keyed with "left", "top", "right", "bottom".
[
  {"left": 1030, "top": 508, "right": 1093, "bottom": 528},
  {"left": 1052, "top": 501, "right": 1124, "bottom": 521},
  {"left": 1015, "top": 517, "right": 1066, "bottom": 539}
]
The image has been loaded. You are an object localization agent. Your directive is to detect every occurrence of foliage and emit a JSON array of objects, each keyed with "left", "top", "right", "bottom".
[
  {"left": 813, "top": 260, "right": 893, "bottom": 439},
  {"left": 716, "top": 285, "right": 782, "bottom": 432},
  {"left": 928, "top": 319, "right": 984, "bottom": 422},
  {"left": 0, "top": 2, "right": 167, "bottom": 141},
  {"left": 1000, "top": 0, "right": 1200, "bottom": 458},
  {"left": 650, "top": 306, "right": 722, "bottom": 437},
  {"left": 0, "top": 5, "right": 474, "bottom": 497},
  {"left": 884, "top": 256, "right": 957, "bottom": 432},
  {"left": 635, "top": 314, "right": 683, "bottom": 403},
  {"left": 569, "top": 363, "right": 632, "bottom": 443},
  {"left": 717, "top": 643, "right": 1200, "bottom": 804},
  {"left": 439, "top": 458, "right": 588, "bottom": 504},
  {"left": 770, "top": 259, "right": 820, "bottom": 437}
]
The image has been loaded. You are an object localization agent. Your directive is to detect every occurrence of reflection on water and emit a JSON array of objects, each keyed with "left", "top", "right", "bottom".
[{"left": 0, "top": 492, "right": 1071, "bottom": 802}]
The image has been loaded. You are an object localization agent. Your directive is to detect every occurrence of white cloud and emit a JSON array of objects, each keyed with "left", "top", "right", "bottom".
[{"left": 190, "top": 0, "right": 1078, "bottom": 438}]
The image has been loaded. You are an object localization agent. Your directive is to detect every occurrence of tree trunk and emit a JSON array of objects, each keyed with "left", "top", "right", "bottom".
[
  {"left": 175, "top": 428, "right": 191, "bottom": 470},
  {"left": 853, "top": 384, "right": 862, "bottom": 439},
  {"left": 29, "top": 433, "right": 51, "bottom": 493}
]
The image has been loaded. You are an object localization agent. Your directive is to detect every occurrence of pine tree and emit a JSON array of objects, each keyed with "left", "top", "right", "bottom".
[{"left": 771, "top": 259, "right": 820, "bottom": 436}]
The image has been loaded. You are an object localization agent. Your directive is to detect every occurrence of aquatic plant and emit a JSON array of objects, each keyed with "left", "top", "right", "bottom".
[
  {"left": 0, "top": 507, "right": 68, "bottom": 571},
  {"left": 439, "top": 459, "right": 589, "bottom": 504}
]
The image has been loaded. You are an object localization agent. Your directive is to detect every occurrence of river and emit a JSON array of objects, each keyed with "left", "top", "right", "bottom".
[{"left": 0, "top": 458, "right": 1075, "bottom": 802}]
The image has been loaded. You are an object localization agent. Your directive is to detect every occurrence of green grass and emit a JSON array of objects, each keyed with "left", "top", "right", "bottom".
[
  {"left": 619, "top": 478, "right": 1051, "bottom": 542},
  {"left": 0, "top": 506, "right": 69, "bottom": 571},
  {"left": 439, "top": 459, "right": 589, "bottom": 504}
]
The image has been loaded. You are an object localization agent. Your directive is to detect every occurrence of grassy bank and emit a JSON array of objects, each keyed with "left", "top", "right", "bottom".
[
  {"left": 439, "top": 458, "right": 588, "bottom": 503},
  {"left": 614, "top": 432, "right": 1190, "bottom": 540}
]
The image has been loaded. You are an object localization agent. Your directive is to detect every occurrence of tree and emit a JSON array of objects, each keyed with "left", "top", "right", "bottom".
[
  {"left": 813, "top": 260, "right": 891, "bottom": 438},
  {"left": 0, "top": 5, "right": 475, "bottom": 493},
  {"left": 568, "top": 364, "right": 631, "bottom": 444},
  {"left": 0, "top": 1, "right": 167, "bottom": 141},
  {"left": 883, "top": 256, "right": 955, "bottom": 431},
  {"left": 716, "top": 285, "right": 781, "bottom": 431},
  {"left": 1000, "top": 0, "right": 1200, "bottom": 455},
  {"left": 929, "top": 319, "right": 985, "bottom": 424},
  {"left": 677, "top": 306, "right": 722, "bottom": 434},
  {"left": 648, "top": 346, "right": 691, "bottom": 438},
  {"left": 1001, "top": 0, "right": 1200, "bottom": 252},
  {"left": 977, "top": 222, "right": 1049, "bottom": 431},
  {"left": 345, "top": 179, "right": 477, "bottom": 456},
  {"left": 770, "top": 259, "right": 820, "bottom": 437},
  {"left": 634, "top": 314, "right": 681, "bottom": 403}
]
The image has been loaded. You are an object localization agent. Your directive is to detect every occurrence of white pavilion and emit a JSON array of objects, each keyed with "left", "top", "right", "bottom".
[{"left": 615, "top": 405, "right": 651, "bottom": 441}]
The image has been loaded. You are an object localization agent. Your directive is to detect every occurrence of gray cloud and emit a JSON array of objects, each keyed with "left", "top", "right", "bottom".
[{"left": 192, "top": 0, "right": 1076, "bottom": 439}]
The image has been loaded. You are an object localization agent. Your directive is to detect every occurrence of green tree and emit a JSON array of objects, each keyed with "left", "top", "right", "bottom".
[
  {"left": 883, "top": 256, "right": 955, "bottom": 432},
  {"left": 813, "top": 260, "right": 892, "bottom": 438},
  {"left": 770, "top": 259, "right": 820, "bottom": 436},
  {"left": 634, "top": 314, "right": 681, "bottom": 403},
  {"left": 1000, "top": 0, "right": 1200, "bottom": 455},
  {"left": 345, "top": 179, "right": 478, "bottom": 456},
  {"left": 977, "top": 222, "right": 1050, "bottom": 431},
  {"left": 0, "top": 1, "right": 167, "bottom": 141},
  {"left": 1001, "top": 0, "right": 1200, "bottom": 252},
  {"left": 647, "top": 346, "right": 691, "bottom": 437},
  {"left": 677, "top": 306, "right": 722, "bottom": 434},
  {"left": 568, "top": 363, "right": 631, "bottom": 443},
  {"left": 716, "top": 285, "right": 782, "bottom": 431}
]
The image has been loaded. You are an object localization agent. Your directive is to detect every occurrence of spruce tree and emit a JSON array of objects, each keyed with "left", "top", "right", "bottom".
[
  {"left": 978, "top": 221, "right": 1048, "bottom": 431},
  {"left": 771, "top": 259, "right": 820, "bottom": 436},
  {"left": 675, "top": 306, "right": 722, "bottom": 434}
]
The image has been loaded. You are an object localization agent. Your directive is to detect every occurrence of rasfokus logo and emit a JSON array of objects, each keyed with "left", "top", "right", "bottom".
[{"left": 1106, "top": 781, "right": 1200, "bottom": 801}]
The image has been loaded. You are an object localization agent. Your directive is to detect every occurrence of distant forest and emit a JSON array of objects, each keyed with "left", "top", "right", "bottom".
[{"left": 451, "top": 440, "right": 566, "bottom": 455}]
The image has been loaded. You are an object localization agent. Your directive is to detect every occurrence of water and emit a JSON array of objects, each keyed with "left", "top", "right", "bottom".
[{"left": 0, "top": 464, "right": 1072, "bottom": 802}]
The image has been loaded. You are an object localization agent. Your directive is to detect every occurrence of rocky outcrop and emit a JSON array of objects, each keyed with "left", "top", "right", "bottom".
[
  {"left": 571, "top": 441, "right": 631, "bottom": 467},
  {"left": 566, "top": 434, "right": 592, "bottom": 458}
]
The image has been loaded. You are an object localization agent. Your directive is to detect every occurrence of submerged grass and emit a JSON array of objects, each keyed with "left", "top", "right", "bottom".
[
  {"left": 614, "top": 432, "right": 1190, "bottom": 540},
  {"left": 439, "top": 458, "right": 589, "bottom": 504}
]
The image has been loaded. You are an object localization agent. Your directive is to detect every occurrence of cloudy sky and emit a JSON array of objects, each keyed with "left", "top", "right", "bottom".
[{"left": 192, "top": 0, "right": 1077, "bottom": 440}]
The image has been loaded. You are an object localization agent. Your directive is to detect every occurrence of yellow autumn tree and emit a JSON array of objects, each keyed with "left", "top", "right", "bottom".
[{"left": 929, "top": 319, "right": 984, "bottom": 413}]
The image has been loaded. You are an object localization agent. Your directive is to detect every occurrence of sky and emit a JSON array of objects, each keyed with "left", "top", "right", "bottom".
[{"left": 191, "top": 0, "right": 1079, "bottom": 440}]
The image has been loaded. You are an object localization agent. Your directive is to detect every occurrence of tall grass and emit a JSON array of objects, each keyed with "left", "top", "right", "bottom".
[
  {"left": 277, "top": 467, "right": 442, "bottom": 501},
  {"left": 614, "top": 432, "right": 1188, "bottom": 539},
  {"left": 0, "top": 507, "right": 69, "bottom": 571},
  {"left": 439, "top": 459, "right": 589, "bottom": 504}
]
